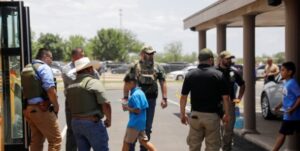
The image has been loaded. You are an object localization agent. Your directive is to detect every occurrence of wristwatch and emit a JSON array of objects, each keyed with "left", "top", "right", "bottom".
[{"left": 163, "top": 97, "right": 167, "bottom": 101}]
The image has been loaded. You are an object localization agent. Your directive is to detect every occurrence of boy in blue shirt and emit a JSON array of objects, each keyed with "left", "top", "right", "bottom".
[
  {"left": 122, "top": 74, "right": 156, "bottom": 151},
  {"left": 273, "top": 61, "right": 300, "bottom": 151}
]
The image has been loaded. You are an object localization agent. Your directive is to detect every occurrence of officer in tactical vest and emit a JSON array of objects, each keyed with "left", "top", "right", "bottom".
[
  {"left": 123, "top": 45, "right": 168, "bottom": 151},
  {"left": 22, "top": 48, "right": 61, "bottom": 151},
  {"left": 66, "top": 57, "right": 111, "bottom": 151}
]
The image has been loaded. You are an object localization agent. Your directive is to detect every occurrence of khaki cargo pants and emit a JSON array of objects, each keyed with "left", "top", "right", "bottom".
[
  {"left": 187, "top": 111, "right": 221, "bottom": 151},
  {"left": 24, "top": 105, "right": 61, "bottom": 151}
]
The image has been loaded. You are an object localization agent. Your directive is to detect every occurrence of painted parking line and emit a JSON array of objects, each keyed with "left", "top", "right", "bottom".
[
  {"left": 61, "top": 125, "right": 67, "bottom": 138},
  {"left": 168, "top": 99, "right": 191, "bottom": 111}
]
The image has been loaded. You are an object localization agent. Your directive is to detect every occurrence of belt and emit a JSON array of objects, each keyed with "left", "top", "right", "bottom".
[{"left": 72, "top": 115, "right": 100, "bottom": 122}]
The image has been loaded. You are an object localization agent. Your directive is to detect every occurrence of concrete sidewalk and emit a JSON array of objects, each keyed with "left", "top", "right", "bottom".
[{"left": 234, "top": 113, "right": 282, "bottom": 151}]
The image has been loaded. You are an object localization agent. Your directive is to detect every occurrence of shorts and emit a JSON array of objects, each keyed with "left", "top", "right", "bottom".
[
  {"left": 279, "top": 120, "right": 300, "bottom": 135},
  {"left": 124, "top": 128, "right": 148, "bottom": 143}
]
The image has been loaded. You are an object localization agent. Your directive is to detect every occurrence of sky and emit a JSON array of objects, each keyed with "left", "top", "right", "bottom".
[{"left": 23, "top": 0, "right": 284, "bottom": 58}]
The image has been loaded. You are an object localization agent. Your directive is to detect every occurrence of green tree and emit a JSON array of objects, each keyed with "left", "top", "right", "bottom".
[
  {"left": 37, "top": 33, "right": 65, "bottom": 60},
  {"left": 164, "top": 41, "right": 182, "bottom": 62},
  {"left": 31, "top": 31, "right": 41, "bottom": 58},
  {"left": 89, "top": 28, "right": 143, "bottom": 61},
  {"left": 272, "top": 52, "right": 285, "bottom": 64},
  {"left": 64, "top": 35, "right": 86, "bottom": 60}
]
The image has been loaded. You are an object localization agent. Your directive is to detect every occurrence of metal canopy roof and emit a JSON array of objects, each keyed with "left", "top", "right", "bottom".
[{"left": 184, "top": 0, "right": 285, "bottom": 31}]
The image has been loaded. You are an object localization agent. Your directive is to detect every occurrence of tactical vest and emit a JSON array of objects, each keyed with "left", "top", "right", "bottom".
[
  {"left": 134, "top": 62, "right": 159, "bottom": 98},
  {"left": 21, "top": 63, "right": 48, "bottom": 100},
  {"left": 66, "top": 76, "right": 103, "bottom": 117}
]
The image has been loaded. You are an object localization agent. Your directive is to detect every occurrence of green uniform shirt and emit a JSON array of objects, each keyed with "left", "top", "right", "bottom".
[{"left": 66, "top": 74, "right": 108, "bottom": 117}]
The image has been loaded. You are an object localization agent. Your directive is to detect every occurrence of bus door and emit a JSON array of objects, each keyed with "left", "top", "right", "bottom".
[{"left": 0, "top": 1, "right": 31, "bottom": 151}]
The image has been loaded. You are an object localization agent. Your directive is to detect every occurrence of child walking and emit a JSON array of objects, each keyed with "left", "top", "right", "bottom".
[
  {"left": 122, "top": 74, "right": 156, "bottom": 151},
  {"left": 272, "top": 61, "right": 300, "bottom": 151}
]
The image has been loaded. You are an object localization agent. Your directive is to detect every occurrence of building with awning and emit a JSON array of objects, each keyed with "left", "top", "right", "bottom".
[{"left": 184, "top": 0, "right": 300, "bottom": 150}]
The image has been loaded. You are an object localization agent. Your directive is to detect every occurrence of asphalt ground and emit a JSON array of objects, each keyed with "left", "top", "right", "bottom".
[{"left": 41, "top": 77, "right": 271, "bottom": 151}]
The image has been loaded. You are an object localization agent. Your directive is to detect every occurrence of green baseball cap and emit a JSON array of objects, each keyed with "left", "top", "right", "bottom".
[{"left": 198, "top": 48, "right": 214, "bottom": 61}]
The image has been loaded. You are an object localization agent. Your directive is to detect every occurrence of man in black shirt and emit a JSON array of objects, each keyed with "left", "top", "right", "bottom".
[
  {"left": 217, "top": 51, "right": 245, "bottom": 151},
  {"left": 180, "top": 48, "right": 231, "bottom": 151}
]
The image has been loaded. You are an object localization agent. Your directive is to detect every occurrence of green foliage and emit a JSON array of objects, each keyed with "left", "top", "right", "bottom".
[
  {"left": 88, "top": 28, "right": 143, "bottom": 62},
  {"left": 272, "top": 52, "right": 285, "bottom": 63},
  {"left": 37, "top": 33, "right": 65, "bottom": 60},
  {"left": 64, "top": 35, "right": 86, "bottom": 60},
  {"left": 163, "top": 41, "right": 182, "bottom": 62}
]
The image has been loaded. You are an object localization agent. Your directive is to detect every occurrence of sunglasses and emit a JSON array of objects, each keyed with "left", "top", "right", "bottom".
[{"left": 145, "top": 53, "right": 154, "bottom": 56}]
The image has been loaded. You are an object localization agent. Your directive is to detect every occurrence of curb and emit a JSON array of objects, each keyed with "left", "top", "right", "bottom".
[{"left": 234, "top": 129, "right": 272, "bottom": 151}]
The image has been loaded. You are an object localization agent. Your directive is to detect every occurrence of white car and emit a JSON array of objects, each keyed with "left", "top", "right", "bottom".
[
  {"left": 256, "top": 64, "right": 265, "bottom": 79},
  {"left": 260, "top": 74, "right": 284, "bottom": 119},
  {"left": 168, "top": 65, "right": 197, "bottom": 80}
]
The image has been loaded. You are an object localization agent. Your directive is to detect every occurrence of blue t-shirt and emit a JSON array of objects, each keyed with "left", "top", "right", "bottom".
[
  {"left": 282, "top": 78, "right": 300, "bottom": 120},
  {"left": 127, "top": 87, "right": 149, "bottom": 131}
]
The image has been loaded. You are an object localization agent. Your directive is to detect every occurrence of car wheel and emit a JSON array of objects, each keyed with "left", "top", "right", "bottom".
[
  {"left": 176, "top": 75, "right": 184, "bottom": 80},
  {"left": 261, "top": 93, "right": 275, "bottom": 120}
]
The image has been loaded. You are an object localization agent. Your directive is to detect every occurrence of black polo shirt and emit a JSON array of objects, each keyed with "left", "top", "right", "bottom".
[
  {"left": 181, "top": 64, "right": 229, "bottom": 113},
  {"left": 216, "top": 65, "right": 245, "bottom": 100}
]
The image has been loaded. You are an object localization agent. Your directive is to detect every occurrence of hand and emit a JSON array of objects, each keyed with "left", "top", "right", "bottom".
[
  {"left": 286, "top": 108, "right": 294, "bottom": 115},
  {"left": 161, "top": 99, "right": 168, "bottom": 109},
  {"left": 104, "top": 119, "right": 111, "bottom": 127},
  {"left": 180, "top": 113, "right": 189, "bottom": 125},
  {"left": 122, "top": 104, "right": 129, "bottom": 111},
  {"left": 233, "top": 99, "right": 241, "bottom": 104},
  {"left": 54, "top": 105, "right": 59, "bottom": 113},
  {"left": 274, "top": 106, "right": 281, "bottom": 112},
  {"left": 222, "top": 114, "right": 230, "bottom": 125}
]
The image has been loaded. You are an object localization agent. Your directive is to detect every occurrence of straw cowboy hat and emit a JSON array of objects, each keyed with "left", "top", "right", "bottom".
[{"left": 74, "top": 57, "right": 100, "bottom": 72}]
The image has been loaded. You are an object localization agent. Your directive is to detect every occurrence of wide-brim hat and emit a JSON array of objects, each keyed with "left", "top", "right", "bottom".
[{"left": 74, "top": 57, "right": 100, "bottom": 72}]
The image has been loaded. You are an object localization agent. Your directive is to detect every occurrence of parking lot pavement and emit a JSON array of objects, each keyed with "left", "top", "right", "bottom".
[{"left": 43, "top": 79, "right": 281, "bottom": 151}]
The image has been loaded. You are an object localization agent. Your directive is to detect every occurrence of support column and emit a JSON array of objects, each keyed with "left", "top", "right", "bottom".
[
  {"left": 242, "top": 14, "right": 257, "bottom": 134},
  {"left": 217, "top": 24, "right": 226, "bottom": 54},
  {"left": 285, "top": 0, "right": 300, "bottom": 150},
  {"left": 199, "top": 30, "right": 206, "bottom": 51}
]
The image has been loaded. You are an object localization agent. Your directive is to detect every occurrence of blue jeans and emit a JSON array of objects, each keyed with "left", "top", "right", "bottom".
[
  {"left": 130, "top": 98, "right": 156, "bottom": 151},
  {"left": 71, "top": 119, "right": 109, "bottom": 151}
]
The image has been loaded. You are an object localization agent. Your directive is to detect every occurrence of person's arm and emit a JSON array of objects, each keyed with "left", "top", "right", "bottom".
[
  {"left": 47, "top": 87, "right": 59, "bottom": 113},
  {"left": 180, "top": 95, "right": 189, "bottom": 125},
  {"left": 234, "top": 72, "right": 245, "bottom": 103},
  {"left": 237, "top": 84, "right": 245, "bottom": 100},
  {"left": 270, "top": 65, "right": 280, "bottom": 76},
  {"left": 157, "top": 64, "right": 168, "bottom": 108},
  {"left": 102, "top": 102, "right": 112, "bottom": 127},
  {"left": 222, "top": 95, "right": 231, "bottom": 124},
  {"left": 275, "top": 101, "right": 283, "bottom": 112},
  {"left": 38, "top": 64, "right": 59, "bottom": 113},
  {"left": 159, "top": 80, "right": 168, "bottom": 109},
  {"left": 89, "top": 79, "right": 111, "bottom": 127},
  {"left": 180, "top": 74, "right": 191, "bottom": 125},
  {"left": 287, "top": 97, "right": 300, "bottom": 114},
  {"left": 123, "top": 105, "right": 141, "bottom": 114}
]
